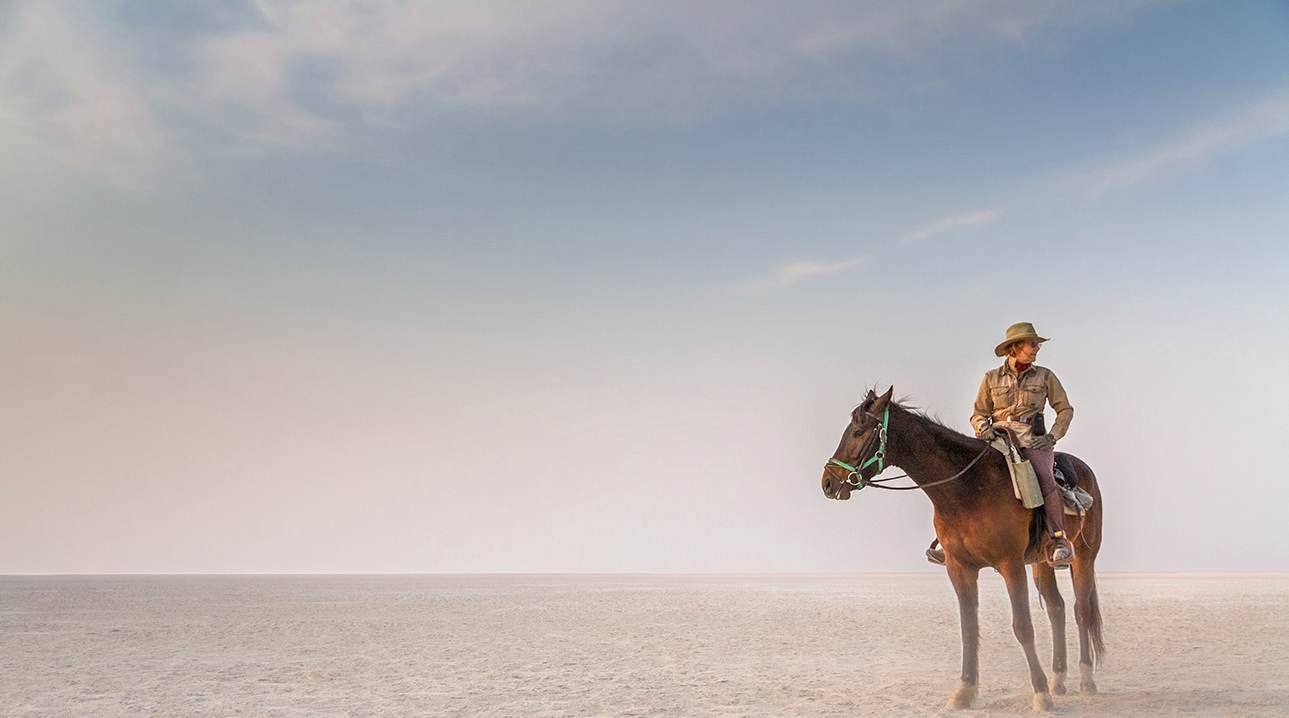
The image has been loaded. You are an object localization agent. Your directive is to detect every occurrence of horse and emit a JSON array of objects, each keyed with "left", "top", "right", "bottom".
[{"left": 820, "top": 387, "right": 1104, "bottom": 712}]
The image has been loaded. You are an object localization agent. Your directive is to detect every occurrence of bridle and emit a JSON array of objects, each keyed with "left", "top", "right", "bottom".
[
  {"left": 828, "top": 406, "right": 890, "bottom": 479},
  {"left": 827, "top": 405, "right": 991, "bottom": 492}
]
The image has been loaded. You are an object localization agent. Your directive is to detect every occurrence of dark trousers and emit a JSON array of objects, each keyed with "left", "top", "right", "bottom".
[
  {"left": 1020, "top": 447, "right": 1059, "bottom": 497},
  {"left": 1020, "top": 447, "right": 1070, "bottom": 553}
]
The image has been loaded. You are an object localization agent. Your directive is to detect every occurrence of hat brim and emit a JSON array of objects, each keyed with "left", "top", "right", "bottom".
[{"left": 995, "top": 335, "right": 1049, "bottom": 357}]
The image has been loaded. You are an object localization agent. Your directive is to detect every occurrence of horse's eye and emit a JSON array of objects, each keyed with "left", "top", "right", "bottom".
[{"left": 852, "top": 430, "right": 863, "bottom": 438}]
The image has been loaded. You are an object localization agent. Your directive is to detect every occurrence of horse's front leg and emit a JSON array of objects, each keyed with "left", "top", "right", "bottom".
[
  {"left": 944, "top": 561, "right": 980, "bottom": 709},
  {"left": 1001, "top": 559, "right": 1053, "bottom": 711},
  {"left": 1032, "top": 563, "right": 1067, "bottom": 695}
]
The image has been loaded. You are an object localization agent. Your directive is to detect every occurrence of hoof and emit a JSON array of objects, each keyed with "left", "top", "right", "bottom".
[
  {"left": 1080, "top": 663, "right": 1097, "bottom": 694},
  {"left": 1032, "top": 692, "right": 1054, "bottom": 712},
  {"left": 946, "top": 680, "right": 977, "bottom": 709},
  {"left": 1048, "top": 669, "right": 1067, "bottom": 695}
]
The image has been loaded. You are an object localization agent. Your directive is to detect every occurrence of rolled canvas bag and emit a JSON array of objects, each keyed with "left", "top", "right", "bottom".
[
  {"left": 1010, "top": 456, "right": 1045, "bottom": 509},
  {"left": 991, "top": 437, "right": 1045, "bottom": 509}
]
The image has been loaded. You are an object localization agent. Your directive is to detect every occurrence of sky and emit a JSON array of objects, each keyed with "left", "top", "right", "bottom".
[{"left": 2, "top": 0, "right": 1287, "bottom": 574}]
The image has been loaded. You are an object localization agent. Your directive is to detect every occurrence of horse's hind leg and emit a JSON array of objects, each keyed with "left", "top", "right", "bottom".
[
  {"left": 944, "top": 561, "right": 980, "bottom": 710},
  {"left": 1071, "top": 554, "right": 1104, "bottom": 694},
  {"left": 1032, "top": 563, "right": 1067, "bottom": 695},
  {"left": 1000, "top": 559, "right": 1053, "bottom": 711}
]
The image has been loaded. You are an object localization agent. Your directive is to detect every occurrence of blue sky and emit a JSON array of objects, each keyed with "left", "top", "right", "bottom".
[{"left": 2, "top": 0, "right": 1288, "bottom": 573}]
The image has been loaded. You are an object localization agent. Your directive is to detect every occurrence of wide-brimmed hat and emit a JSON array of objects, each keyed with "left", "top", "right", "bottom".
[{"left": 994, "top": 322, "right": 1049, "bottom": 357}]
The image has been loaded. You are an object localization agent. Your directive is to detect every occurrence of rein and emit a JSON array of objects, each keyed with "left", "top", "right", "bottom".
[{"left": 828, "top": 407, "right": 992, "bottom": 491}]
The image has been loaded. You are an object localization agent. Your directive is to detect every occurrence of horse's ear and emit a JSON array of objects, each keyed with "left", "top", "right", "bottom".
[
  {"left": 873, "top": 386, "right": 894, "bottom": 410},
  {"left": 865, "top": 388, "right": 877, "bottom": 401}
]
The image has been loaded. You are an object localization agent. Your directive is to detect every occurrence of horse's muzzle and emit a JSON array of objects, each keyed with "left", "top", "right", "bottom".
[{"left": 821, "top": 466, "right": 852, "bottom": 501}]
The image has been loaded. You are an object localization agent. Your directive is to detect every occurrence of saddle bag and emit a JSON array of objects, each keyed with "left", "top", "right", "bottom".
[{"left": 992, "top": 437, "right": 1045, "bottom": 509}]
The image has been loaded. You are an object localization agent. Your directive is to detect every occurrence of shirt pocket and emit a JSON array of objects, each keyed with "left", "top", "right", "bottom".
[
  {"left": 989, "top": 384, "right": 1015, "bottom": 408},
  {"left": 1022, "top": 385, "right": 1045, "bottom": 410}
]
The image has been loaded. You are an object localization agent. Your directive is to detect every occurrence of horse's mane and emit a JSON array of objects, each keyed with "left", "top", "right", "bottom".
[
  {"left": 892, "top": 399, "right": 983, "bottom": 452},
  {"left": 857, "top": 388, "right": 983, "bottom": 452}
]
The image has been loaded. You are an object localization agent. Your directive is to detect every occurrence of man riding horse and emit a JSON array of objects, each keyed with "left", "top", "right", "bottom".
[{"left": 928, "top": 322, "right": 1076, "bottom": 567}]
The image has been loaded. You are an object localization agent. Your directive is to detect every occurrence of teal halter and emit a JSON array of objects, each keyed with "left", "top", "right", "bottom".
[{"left": 828, "top": 407, "right": 889, "bottom": 486}]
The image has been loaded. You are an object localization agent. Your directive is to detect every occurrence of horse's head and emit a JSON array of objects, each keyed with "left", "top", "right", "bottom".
[{"left": 821, "top": 386, "right": 894, "bottom": 500}]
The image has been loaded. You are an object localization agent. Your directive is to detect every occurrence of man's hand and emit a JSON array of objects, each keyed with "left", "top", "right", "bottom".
[
  {"left": 1028, "top": 433, "right": 1055, "bottom": 451},
  {"left": 978, "top": 426, "right": 997, "bottom": 441}
]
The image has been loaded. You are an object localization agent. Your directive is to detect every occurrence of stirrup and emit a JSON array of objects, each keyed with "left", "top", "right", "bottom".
[
  {"left": 1050, "top": 532, "right": 1074, "bottom": 568},
  {"left": 926, "top": 539, "right": 945, "bottom": 566}
]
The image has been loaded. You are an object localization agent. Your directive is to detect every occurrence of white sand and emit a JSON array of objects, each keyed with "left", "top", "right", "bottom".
[{"left": 2, "top": 573, "right": 1287, "bottom": 717}]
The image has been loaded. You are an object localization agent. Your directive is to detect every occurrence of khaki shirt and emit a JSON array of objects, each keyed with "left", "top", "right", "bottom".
[{"left": 970, "top": 360, "right": 1073, "bottom": 444}]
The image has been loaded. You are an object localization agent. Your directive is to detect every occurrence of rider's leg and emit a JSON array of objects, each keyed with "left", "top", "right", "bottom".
[
  {"left": 1041, "top": 491, "right": 1074, "bottom": 565},
  {"left": 1022, "top": 447, "right": 1074, "bottom": 565}
]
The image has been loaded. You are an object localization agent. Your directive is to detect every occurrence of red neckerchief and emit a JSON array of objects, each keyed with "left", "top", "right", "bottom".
[{"left": 1014, "top": 362, "right": 1032, "bottom": 373}]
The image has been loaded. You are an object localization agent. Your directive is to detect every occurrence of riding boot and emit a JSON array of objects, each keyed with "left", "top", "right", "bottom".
[{"left": 1042, "top": 489, "right": 1075, "bottom": 567}]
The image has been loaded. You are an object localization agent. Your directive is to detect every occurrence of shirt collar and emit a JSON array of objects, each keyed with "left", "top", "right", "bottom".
[{"left": 1003, "top": 357, "right": 1033, "bottom": 376}]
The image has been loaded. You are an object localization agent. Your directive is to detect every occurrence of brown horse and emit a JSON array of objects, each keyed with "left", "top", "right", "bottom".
[{"left": 821, "top": 387, "right": 1104, "bottom": 711}]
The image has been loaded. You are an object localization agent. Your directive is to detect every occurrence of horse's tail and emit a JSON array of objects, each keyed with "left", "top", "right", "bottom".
[
  {"left": 1069, "top": 455, "right": 1106, "bottom": 666},
  {"left": 1072, "top": 557, "right": 1107, "bottom": 668},
  {"left": 1086, "top": 574, "right": 1106, "bottom": 666}
]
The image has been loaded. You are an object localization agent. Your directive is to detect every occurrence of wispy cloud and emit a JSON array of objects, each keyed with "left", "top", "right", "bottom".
[
  {"left": 900, "top": 209, "right": 1001, "bottom": 245},
  {"left": 0, "top": 2, "right": 165, "bottom": 189},
  {"left": 732, "top": 97, "right": 1289, "bottom": 294},
  {"left": 729, "top": 207, "right": 1000, "bottom": 294},
  {"left": 192, "top": 0, "right": 1170, "bottom": 142},
  {"left": 0, "top": 1, "right": 1171, "bottom": 182},
  {"left": 1091, "top": 99, "right": 1289, "bottom": 197},
  {"left": 728, "top": 256, "right": 871, "bottom": 294}
]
